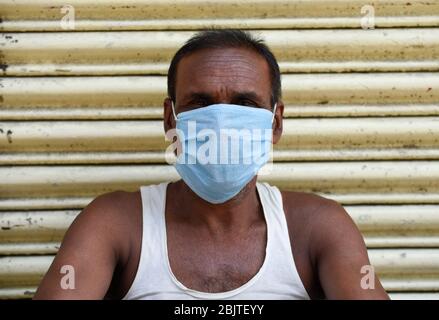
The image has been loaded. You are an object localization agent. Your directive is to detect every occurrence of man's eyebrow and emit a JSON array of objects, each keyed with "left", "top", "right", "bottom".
[
  {"left": 181, "top": 90, "right": 265, "bottom": 105},
  {"left": 231, "top": 91, "right": 263, "bottom": 102},
  {"left": 182, "top": 92, "right": 215, "bottom": 103}
]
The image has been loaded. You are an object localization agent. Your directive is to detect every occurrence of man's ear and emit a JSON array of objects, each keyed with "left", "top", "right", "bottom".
[
  {"left": 163, "top": 97, "right": 176, "bottom": 134},
  {"left": 272, "top": 100, "right": 284, "bottom": 144}
]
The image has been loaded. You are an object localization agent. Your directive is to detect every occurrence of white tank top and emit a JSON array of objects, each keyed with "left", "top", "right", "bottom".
[{"left": 123, "top": 181, "right": 310, "bottom": 300}]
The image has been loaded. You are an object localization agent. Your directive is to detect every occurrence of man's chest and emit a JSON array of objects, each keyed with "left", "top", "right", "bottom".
[{"left": 166, "top": 223, "right": 267, "bottom": 293}]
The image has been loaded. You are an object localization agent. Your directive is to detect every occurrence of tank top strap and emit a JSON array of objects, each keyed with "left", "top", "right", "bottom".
[
  {"left": 122, "top": 182, "right": 170, "bottom": 300},
  {"left": 255, "top": 181, "right": 310, "bottom": 299}
]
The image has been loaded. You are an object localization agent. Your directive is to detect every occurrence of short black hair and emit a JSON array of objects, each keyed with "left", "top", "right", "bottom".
[{"left": 167, "top": 29, "right": 281, "bottom": 108}]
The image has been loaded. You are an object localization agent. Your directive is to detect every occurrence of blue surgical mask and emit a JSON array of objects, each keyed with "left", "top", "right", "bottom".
[{"left": 170, "top": 102, "right": 277, "bottom": 204}]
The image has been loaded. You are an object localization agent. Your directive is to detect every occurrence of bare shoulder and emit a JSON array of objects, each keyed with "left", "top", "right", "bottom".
[
  {"left": 34, "top": 189, "right": 142, "bottom": 299},
  {"left": 69, "top": 189, "right": 142, "bottom": 259},
  {"left": 280, "top": 190, "right": 388, "bottom": 299},
  {"left": 279, "top": 190, "right": 366, "bottom": 298},
  {"left": 280, "top": 189, "right": 364, "bottom": 254},
  {"left": 79, "top": 189, "right": 142, "bottom": 227},
  {"left": 281, "top": 190, "right": 343, "bottom": 214},
  {"left": 84, "top": 189, "right": 141, "bottom": 214},
  {"left": 280, "top": 190, "right": 355, "bottom": 236}
]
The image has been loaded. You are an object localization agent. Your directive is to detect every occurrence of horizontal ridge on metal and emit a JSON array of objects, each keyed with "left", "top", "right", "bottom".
[{"left": 1, "top": 0, "right": 438, "bottom": 31}]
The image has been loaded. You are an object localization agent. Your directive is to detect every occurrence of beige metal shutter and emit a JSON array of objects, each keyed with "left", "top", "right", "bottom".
[{"left": 1, "top": 0, "right": 439, "bottom": 299}]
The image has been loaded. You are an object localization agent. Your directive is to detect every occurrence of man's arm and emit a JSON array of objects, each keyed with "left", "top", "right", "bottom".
[
  {"left": 311, "top": 199, "right": 389, "bottom": 299},
  {"left": 34, "top": 192, "right": 124, "bottom": 299}
]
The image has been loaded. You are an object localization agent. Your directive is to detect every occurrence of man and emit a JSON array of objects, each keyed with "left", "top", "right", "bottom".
[{"left": 35, "top": 29, "right": 389, "bottom": 300}]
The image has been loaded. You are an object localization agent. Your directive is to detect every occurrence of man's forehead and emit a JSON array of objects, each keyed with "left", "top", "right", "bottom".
[{"left": 175, "top": 47, "right": 271, "bottom": 99}]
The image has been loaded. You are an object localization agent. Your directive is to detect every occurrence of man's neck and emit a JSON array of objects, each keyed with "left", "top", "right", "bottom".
[{"left": 167, "top": 177, "right": 264, "bottom": 234}]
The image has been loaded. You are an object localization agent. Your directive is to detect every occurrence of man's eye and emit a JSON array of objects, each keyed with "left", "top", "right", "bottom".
[
  {"left": 239, "top": 100, "right": 258, "bottom": 107},
  {"left": 190, "top": 100, "right": 207, "bottom": 107},
  {"left": 179, "top": 102, "right": 204, "bottom": 112}
]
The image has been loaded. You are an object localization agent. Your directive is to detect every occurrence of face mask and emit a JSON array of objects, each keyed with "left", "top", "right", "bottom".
[{"left": 170, "top": 102, "right": 277, "bottom": 204}]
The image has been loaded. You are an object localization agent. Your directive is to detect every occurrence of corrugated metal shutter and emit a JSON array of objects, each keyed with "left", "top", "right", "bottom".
[{"left": 1, "top": 0, "right": 439, "bottom": 299}]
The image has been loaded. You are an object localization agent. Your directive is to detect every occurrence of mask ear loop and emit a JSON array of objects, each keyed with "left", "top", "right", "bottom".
[
  {"left": 271, "top": 102, "right": 277, "bottom": 123},
  {"left": 171, "top": 100, "right": 178, "bottom": 121}
]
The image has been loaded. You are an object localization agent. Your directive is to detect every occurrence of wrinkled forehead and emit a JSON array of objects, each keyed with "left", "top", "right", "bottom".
[{"left": 175, "top": 47, "right": 271, "bottom": 102}]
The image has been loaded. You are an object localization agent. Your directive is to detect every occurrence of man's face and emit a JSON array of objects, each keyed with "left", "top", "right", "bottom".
[
  {"left": 175, "top": 47, "right": 273, "bottom": 113},
  {"left": 164, "top": 47, "right": 283, "bottom": 144},
  {"left": 163, "top": 46, "right": 284, "bottom": 202}
]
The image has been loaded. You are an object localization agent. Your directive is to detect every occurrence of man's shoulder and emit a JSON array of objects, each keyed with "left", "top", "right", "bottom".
[
  {"left": 280, "top": 188, "right": 364, "bottom": 258},
  {"left": 85, "top": 189, "right": 141, "bottom": 215},
  {"left": 279, "top": 189, "right": 357, "bottom": 250},
  {"left": 71, "top": 189, "right": 142, "bottom": 261},
  {"left": 280, "top": 190, "right": 346, "bottom": 222},
  {"left": 274, "top": 190, "right": 351, "bottom": 298},
  {"left": 74, "top": 189, "right": 142, "bottom": 240}
]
